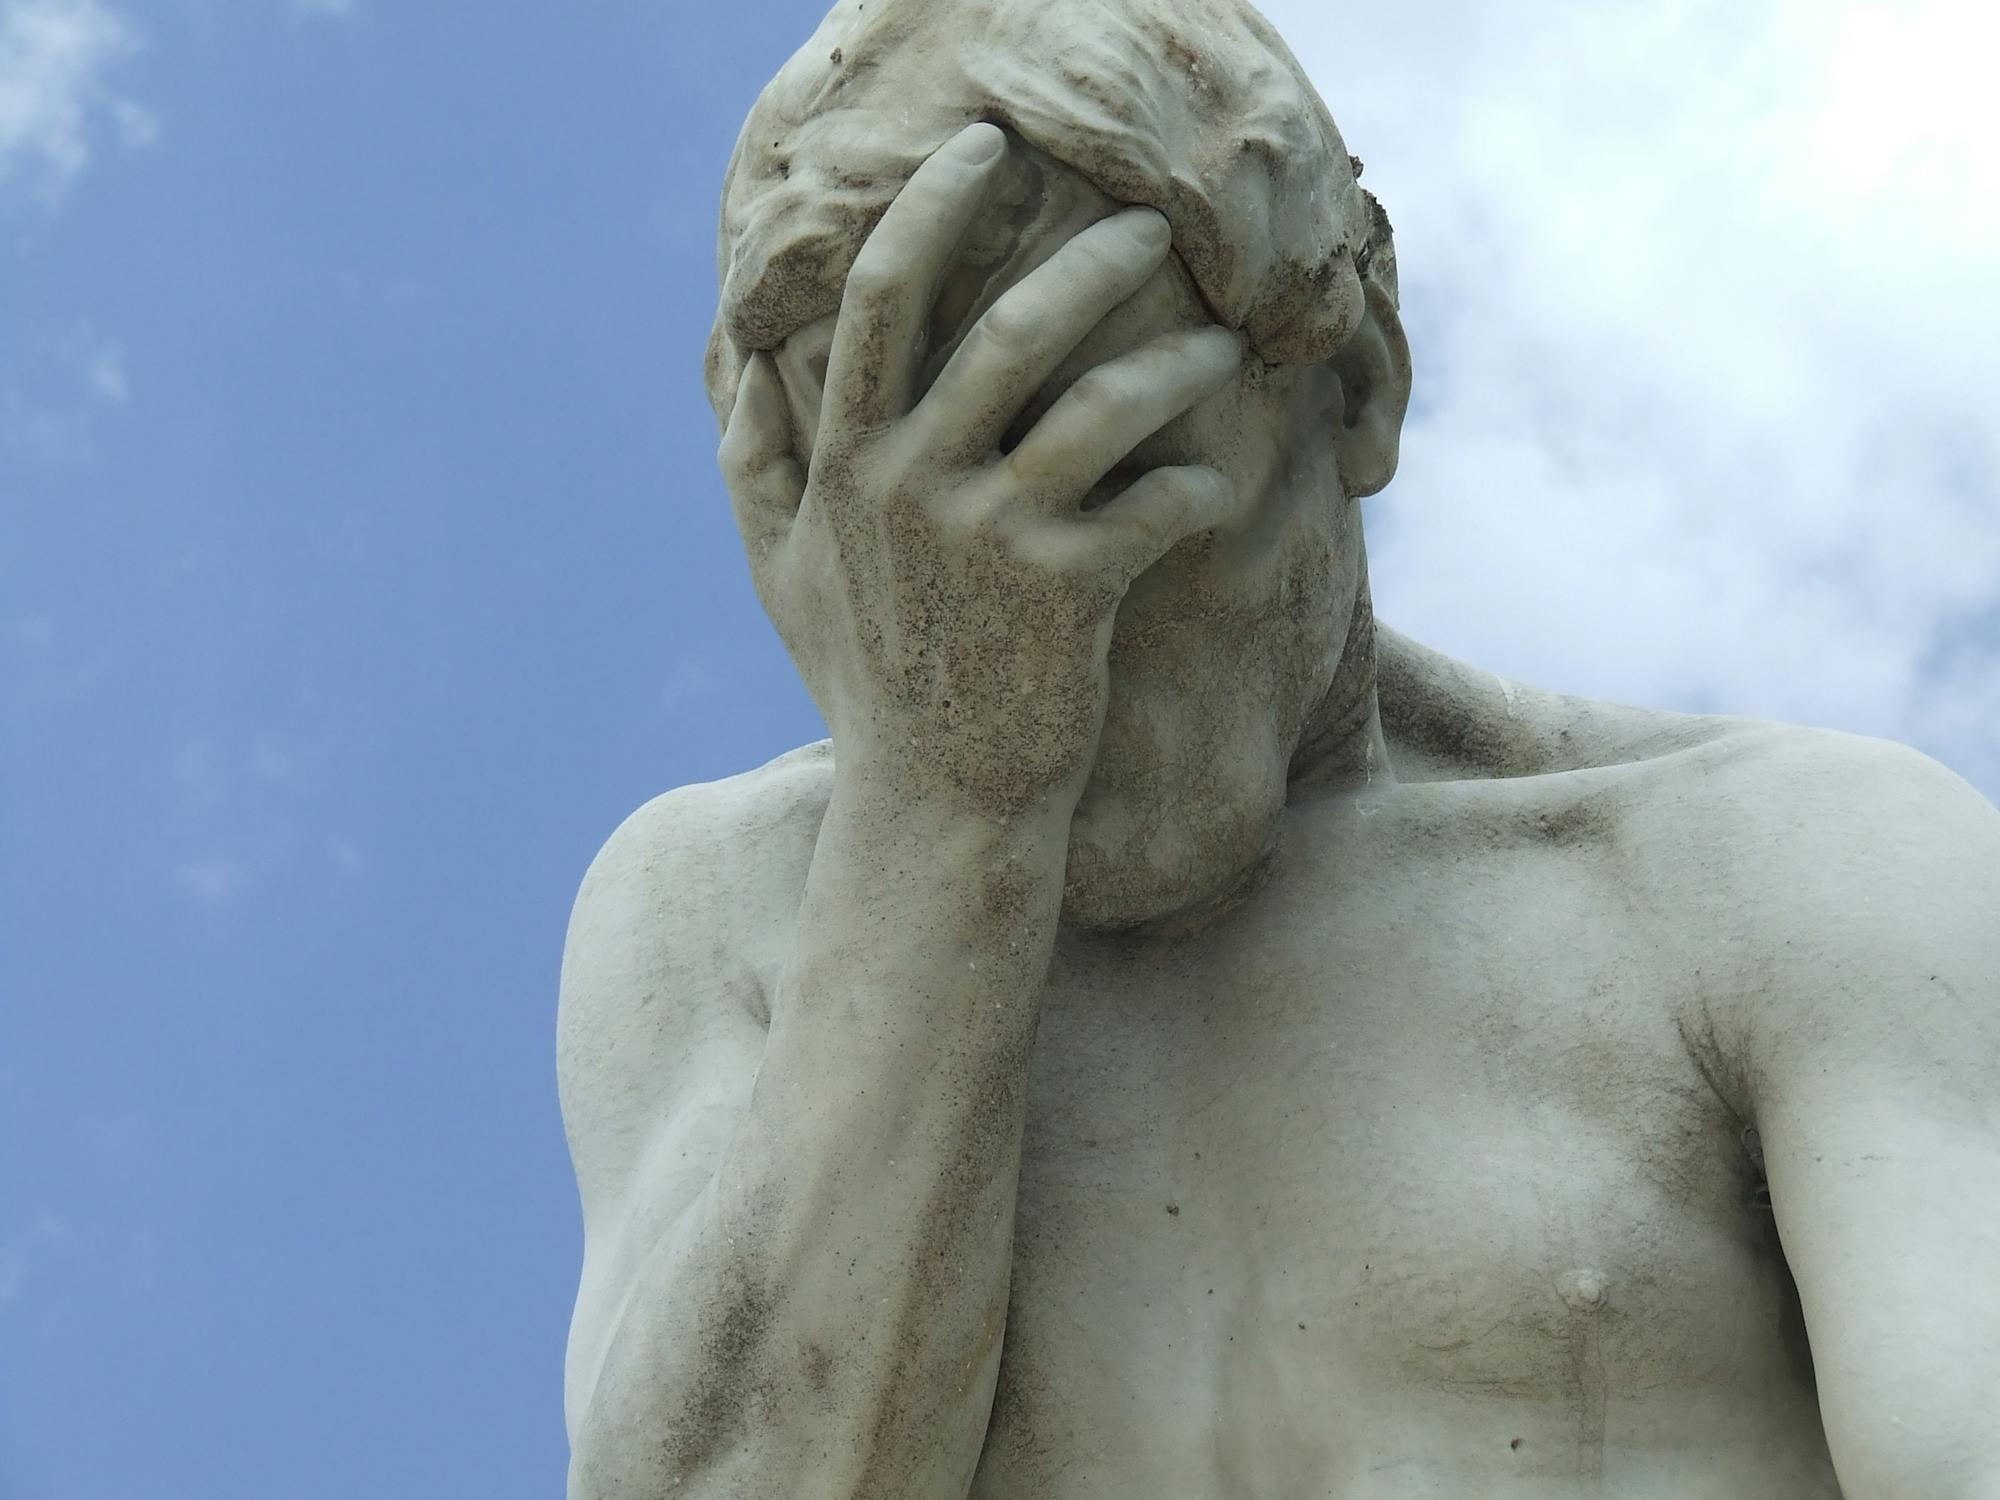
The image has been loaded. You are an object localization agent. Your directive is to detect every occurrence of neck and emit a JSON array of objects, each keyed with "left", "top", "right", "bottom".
[{"left": 1289, "top": 565, "right": 1394, "bottom": 796}]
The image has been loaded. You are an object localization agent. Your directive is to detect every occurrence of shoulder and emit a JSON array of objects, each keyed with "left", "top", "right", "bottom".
[
  {"left": 576, "top": 737, "right": 835, "bottom": 898},
  {"left": 564, "top": 738, "right": 835, "bottom": 972},
  {"left": 1637, "top": 723, "right": 1999, "bottom": 1108},
  {"left": 1562, "top": 703, "right": 2000, "bottom": 967},
  {"left": 1376, "top": 625, "right": 1754, "bottom": 782},
  {"left": 1376, "top": 627, "right": 1997, "bottom": 1074},
  {"left": 1376, "top": 623, "right": 1993, "bottom": 857},
  {"left": 557, "top": 741, "right": 834, "bottom": 1211},
  {"left": 1632, "top": 718, "right": 1997, "bottom": 892}
]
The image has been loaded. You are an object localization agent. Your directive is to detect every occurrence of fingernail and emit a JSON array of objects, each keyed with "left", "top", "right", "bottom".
[{"left": 951, "top": 124, "right": 1004, "bottom": 164}]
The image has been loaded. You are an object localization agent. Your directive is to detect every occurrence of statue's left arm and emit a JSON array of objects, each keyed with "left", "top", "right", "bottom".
[{"left": 1733, "top": 736, "right": 2000, "bottom": 1499}]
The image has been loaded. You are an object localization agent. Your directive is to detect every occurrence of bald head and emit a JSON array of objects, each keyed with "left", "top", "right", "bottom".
[{"left": 706, "top": 0, "right": 1395, "bottom": 424}]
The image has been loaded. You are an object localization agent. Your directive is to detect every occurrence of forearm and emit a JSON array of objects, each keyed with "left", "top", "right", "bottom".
[{"left": 571, "top": 772, "right": 1071, "bottom": 1499}]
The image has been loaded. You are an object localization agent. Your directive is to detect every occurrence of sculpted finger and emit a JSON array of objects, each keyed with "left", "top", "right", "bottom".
[
  {"left": 821, "top": 123, "right": 1007, "bottom": 439},
  {"left": 917, "top": 207, "right": 1176, "bottom": 461},
  {"left": 1007, "top": 327, "right": 1242, "bottom": 511},
  {"left": 1089, "top": 465, "right": 1241, "bottom": 578},
  {"left": 720, "top": 353, "right": 805, "bottom": 549}
]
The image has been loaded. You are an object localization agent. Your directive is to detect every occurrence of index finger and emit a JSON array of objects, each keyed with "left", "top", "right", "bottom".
[{"left": 820, "top": 123, "right": 1007, "bottom": 440}]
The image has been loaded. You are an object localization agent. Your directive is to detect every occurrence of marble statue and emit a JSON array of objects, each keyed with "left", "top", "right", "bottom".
[{"left": 556, "top": 0, "right": 2000, "bottom": 1493}]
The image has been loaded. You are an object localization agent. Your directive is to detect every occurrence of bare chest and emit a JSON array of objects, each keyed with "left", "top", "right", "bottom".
[{"left": 972, "top": 879, "right": 1834, "bottom": 1495}]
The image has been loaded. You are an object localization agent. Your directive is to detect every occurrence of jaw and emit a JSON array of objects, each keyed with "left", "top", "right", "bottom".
[
  {"left": 1058, "top": 818, "right": 1283, "bottom": 934},
  {"left": 1058, "top": 736, "right": 1291, "bottom": 933},
  {"left": 1056, "top": 574, "right": 1339, "bottom": 934}
]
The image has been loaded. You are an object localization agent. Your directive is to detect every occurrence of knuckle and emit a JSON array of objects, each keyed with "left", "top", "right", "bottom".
[
  {"left": 1186, "top": 466, "right": 1233, "bottom": 507},
  {"left": 1070, "top": 235, "right": 1132, "bottom": 281},
  {"left": 955, "top": 477, "right": 1011, "bottom": 532},
  {"left": 1014, "top": 521, "right": 1125, "bottom": 592},
  {"left": 1065, "top": 367, "right": 1131, "bottom": 418},
  {"left": 718, "top": 407, "right": 761, "bottom": 455},
  {"left": 717, "top": 434, "right": 758, "bottom": 486},
  {"left": 972, "top": 299, "right": 1038, "bottom": 356},
  {"left": 1080, "top": 222, "right": 1162, "bottom": 281},
  {"left": 1009, "top": 522, "right": 1087, "bottom": 576},
  {"left": 1109, "top": 508, "right": 1172, "bottom": 550},
  {"left": 1147, "top": 471, "right": 1218, "bottom": 524},
  {"left": 844, "top": 243, "right": 906, "bottom": 302},
  {"left": 1148, "top": 465, "right": 1205, "bottom": 499}
]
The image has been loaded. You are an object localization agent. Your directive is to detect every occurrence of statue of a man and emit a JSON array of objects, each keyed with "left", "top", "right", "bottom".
[{"left": 557, "top": 1, "right": 2000, "bottom": 1494}]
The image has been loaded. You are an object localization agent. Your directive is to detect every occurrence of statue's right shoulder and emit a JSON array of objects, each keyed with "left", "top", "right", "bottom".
[
  {"left": 597, "top": 738, "right": 832, "bottom": 881},
  {"left": 557, "top": 741, "right": 833, "bottom": 1225},
  {"left": 576, "top": 740, "right": 832, "bottom": 928},
  {"left": 564, "top": 736, "right": 836, "bottom": 1040}
]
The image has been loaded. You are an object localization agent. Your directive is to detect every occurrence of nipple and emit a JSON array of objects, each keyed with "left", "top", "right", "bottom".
[{"left": 1558, "top": 1269, "right": 1609, "bottom": 1313}]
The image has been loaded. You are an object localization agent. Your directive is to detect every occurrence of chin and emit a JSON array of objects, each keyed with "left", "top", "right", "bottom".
[
  {"left": 1058, "top": 582, "right": 1336, "bottom": 930},
  {"left": 1058, "top": 759, "right": 1287, "bottom": 933}
]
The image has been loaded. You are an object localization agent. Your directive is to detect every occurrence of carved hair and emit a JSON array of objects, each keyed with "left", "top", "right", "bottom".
[{"left": 706, "top": 0, "right": 1396, "bottom": 425}]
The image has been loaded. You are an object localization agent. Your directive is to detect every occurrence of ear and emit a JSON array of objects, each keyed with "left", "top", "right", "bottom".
[{"left": 1330, "top": 279, "right": 1413, "bottom": 499}]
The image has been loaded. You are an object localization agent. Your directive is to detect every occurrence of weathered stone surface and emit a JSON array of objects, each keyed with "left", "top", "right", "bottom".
[{"left": 560, "top": 3, "right": 2000, "bottom": 1495}]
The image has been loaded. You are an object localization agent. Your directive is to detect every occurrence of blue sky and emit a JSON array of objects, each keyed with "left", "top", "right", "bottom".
[
  {"left": 2, "top": 3, "right": 827, "bottom": 1495},
  {"left": 2, "top": 1, "right": 1994, "bottom": 1496}
]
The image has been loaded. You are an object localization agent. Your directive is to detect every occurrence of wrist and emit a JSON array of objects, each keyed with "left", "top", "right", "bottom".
[
  {"left": 830, "top": 742, "right": 1082, "bottom": 850},
  {"left": 800, "top": 754, "right": 1073, "bottom": 971}
]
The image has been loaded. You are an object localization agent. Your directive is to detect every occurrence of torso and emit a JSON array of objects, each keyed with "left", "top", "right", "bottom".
[
  {"left": 595, "top": 638, "right": 1854, "bottom": 1496},
  {"left": 969, "top": 764, "right": 1842, "bottom": 1497}
]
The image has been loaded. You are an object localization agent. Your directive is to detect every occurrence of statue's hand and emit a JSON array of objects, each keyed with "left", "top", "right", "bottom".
[{"left": 722, "top": 122, "right": 1244, "bottom": 817}]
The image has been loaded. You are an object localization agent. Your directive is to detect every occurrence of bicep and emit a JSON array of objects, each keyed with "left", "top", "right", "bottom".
[
  {"left": 556, "top": 792, "right": 771, "bottom": 1437},
  {"left": 1759, "top": 1070, "right": 2000, "bottom": 1494},
  {"left": 1743, "top": 746, "right": 2000, "bottom": 1493}
]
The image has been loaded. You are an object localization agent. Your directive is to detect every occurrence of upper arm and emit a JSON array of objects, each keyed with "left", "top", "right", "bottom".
[
  {"left": 1732, "top": 739, "right": 2000, "bottom": 1496},
  {"left": 556, "top": 787, "right": 772, "bottom": 1441}
]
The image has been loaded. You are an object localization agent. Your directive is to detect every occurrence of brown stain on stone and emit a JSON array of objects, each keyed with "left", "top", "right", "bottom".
[
  {"left": 803, "top": 1341, "right": 835, "bottom": 1394},
  {"left": 1158, "top": 29, "right": 1216, "bottom": 97},
  {"left": 1535, "top": 794, "right": 1619, "bottom": 850},
  {"left": 847, "top": 1038, "right": 1030, "bottom": 1494},
  {"left": 656, "top": 1262, "right": 777, "bottom": 1481}
]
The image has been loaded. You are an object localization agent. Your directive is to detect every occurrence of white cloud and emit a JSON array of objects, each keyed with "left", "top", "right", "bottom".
[
  {"left": 2, "top": 323, "right": 133, "bottom": 466},
  {"left": 163, "top": 732, "right": 354, "bottom": 902},
  {"left": 0, "top": 0, "right": 149, "bottom": 194},
  {"left": 107, "top": 90, "right": 150, "bottom": 144},
  {"left": 1263, "top": 0, "right": 2000, "bottom": 793}
]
